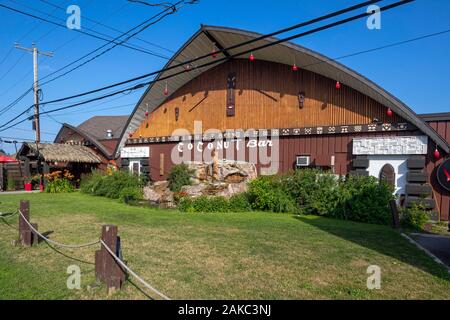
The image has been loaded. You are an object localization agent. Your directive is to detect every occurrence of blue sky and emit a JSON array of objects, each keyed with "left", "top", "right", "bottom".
[{"left": 0, "top": 0, "right": 449, "bottom": 153}]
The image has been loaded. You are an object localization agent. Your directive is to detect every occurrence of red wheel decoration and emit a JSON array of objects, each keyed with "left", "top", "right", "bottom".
[{"left": 335, "top": 81, "right": 341, "bottom": 89}]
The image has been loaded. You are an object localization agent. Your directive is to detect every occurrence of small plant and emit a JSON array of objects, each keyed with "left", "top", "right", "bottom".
[
  {"left": 173, "top": 190, "right": 189, "bottom": 204},
  {"left": 119, "top": 186, "right": 144, "bottom": 204},
  {"left": 400, "top": 204, "right": 429, "bottom": 230},
  {"left": 167, "top": 164, "right": 193, "bottom": 192},
  {"left": 6, "top": 176, "right": 15, "bottom": 191},
  {"left": 228, "top": 193, "right": 252, "bottom": 212},
  {"left": 45, "top": 170, "right": 75, "bottom": 193}
]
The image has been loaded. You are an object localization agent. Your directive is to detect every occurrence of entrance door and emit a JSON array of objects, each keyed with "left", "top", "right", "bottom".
[
  {"left": 379, "top": 163, "right": 395, "bottom": 187},
  {"left": 129, "top": 161, "right": 140, "bottom": 176}
]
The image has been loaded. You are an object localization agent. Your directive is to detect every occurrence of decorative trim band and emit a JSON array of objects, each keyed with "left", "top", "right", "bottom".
[{"left": 126, "top": 122, "right": 413, "bottom": 145}]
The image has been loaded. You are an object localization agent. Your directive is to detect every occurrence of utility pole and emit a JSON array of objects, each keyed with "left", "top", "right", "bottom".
[{"left": 14, "top": 43, "right": 53, "bottom": 143}]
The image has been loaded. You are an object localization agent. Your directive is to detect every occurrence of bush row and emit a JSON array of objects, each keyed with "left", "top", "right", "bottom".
[
  {"left": 178, "top": 193, "right": 252, "bottom": 213},
  {"left": 80, "top": 170, "right": 143, "bottom": 202},
  {"left": 246, "top": 169, "right": 396, "bottom": 225},
  {"left": 179, "top": 169, "right": 406, "bottom": 226}
]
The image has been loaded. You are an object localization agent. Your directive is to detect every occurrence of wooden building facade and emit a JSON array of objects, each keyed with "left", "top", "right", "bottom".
[{"left": 118, "top": 26, "right": 450, "bottom": 221}]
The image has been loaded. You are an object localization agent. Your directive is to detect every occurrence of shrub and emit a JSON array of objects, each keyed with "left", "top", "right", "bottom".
[
  {"left": 178, "top": 193, "right": 252, "bottom": 213},
  {"left": 80, "top": 170, "right": 143, "bottom": 200},
  {"left": 228, "top": 193, "right": 252, "bottom": 212},
  {"left": 333, "top": 175, "right": 395, "bottom": 225},
  {"left": 192, "top": 196, "right": 229, "bottom": 213},
  {"left": 280, "top": 169, "right": 339, "bottom": 215},
  {"left": 400, "top": 204, "right": 429, "bottom": 230},
  {"left": 167, "top": 164, "right": 193, "bottom": 192},
  {"left": 119, "top": 186, "right": 144, "bottom": 203},
  {"left": 247, "top": 175, "right": 297, "bottom": 213}
]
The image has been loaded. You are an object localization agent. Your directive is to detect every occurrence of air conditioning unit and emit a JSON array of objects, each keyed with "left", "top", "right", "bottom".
[{"left": 296, "top": 156, "right": 310, "bottom": 167}]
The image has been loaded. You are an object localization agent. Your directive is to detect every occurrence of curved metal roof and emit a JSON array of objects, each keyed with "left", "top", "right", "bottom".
[{"left": 116, "top": 25, "right": 450, "bottom": 155}]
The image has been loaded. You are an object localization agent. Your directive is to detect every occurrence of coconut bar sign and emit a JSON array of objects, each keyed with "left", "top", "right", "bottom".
[{"left": 176, "top": 139, "right": 273, "bottom": 153}]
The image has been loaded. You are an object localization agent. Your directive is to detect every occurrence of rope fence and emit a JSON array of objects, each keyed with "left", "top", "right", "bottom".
[
  {"left": 100, "top": 239, "right": 170, "bottom": 300},
  {"left": 1, "top": 200, "right": 170, "bottom": 300},
  {"left": 18, "top": 210, "right": 100, "bottom": 249}
]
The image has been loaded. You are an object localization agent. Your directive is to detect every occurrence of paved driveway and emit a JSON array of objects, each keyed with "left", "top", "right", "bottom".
[{"left": 413, "top": 234, "right": 450, "bottom": 268}]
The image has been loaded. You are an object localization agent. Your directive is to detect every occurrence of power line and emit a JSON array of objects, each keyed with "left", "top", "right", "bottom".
[
  {"left": 11, "top": 0, "right": 174, "bottom": 61},
  {"left": 0, "top": 2, "right": 174, "bottom": 60},
  {"left": 39, "top": 0, "right": 179, "bottom": 55},
  {"left": 0, "top": 1, "right": 128, "bottom": 116},
  {"left": 0, "top": 0, "right": 413, "bottom": 132},
  {"left": 39, "top": 3, "right": 182, "bottom": 86},
  {"left": 0, "top": 0, "right": 374, "bottom": 124},
  {"left": 17, "top": 0, "right": 385, "bottom": 109}
]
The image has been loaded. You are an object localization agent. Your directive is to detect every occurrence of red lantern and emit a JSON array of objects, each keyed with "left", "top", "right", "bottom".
[
  {"left": 145, "top": 111, "right": 149, "bottom": 117},
  {"left": 292, "top": 63, "right": 298, "bottom": 71},
  {"left": 434, "top": 148, "right": 441, "bottom": 159},
  {"left": 211, "top": 43, "right": 217, "bottom": 58},
  {"left": 386, "top": 107, "right": 393, "bottom": 117},
  {"left": 128, "top": 133, "right": 133, "bottom": 138},
  {"left": 335, "top": 81, "right": 341, "bottom": 89},
  {"left": 249, "top": 52, "right": 254, "bottom": 61},
  {"left": 163, "top": 83, "right": 169, "bottom": 96}
]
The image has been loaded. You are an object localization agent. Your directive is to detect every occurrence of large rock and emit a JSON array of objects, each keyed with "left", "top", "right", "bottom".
[
  {"left": 185, "top": 159, "right": 257, "bottom": 183},
  {"left": 143, "top": 180, "right": 174, "bottom": 208},
  {"left": 144, "top": 160, "right": 257, "bottom": 206}
]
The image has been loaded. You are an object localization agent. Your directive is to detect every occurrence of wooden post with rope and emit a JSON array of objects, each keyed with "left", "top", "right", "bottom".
[
  {"left": 95, "top": 225, "right": 126, "bottom": 293},
  {"left": 19, "top": 200, "right": 39, "bottom": 246}
]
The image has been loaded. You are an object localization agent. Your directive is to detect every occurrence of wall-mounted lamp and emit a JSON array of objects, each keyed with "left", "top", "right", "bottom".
[{"left": 298, "top": 91, "right": 305, "bottom": 108}]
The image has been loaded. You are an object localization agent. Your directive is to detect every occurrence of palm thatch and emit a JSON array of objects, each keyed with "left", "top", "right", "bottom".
[{"left": 26, "top": 143, "right": 101, "bottom": 163}]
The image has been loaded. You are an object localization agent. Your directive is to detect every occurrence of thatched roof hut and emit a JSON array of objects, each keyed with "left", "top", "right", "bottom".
[{"left": 18, "top": 143, "right": 101, "bottom": 163}]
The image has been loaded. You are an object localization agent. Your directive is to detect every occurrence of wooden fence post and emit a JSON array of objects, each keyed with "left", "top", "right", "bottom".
[
  {"left": 95, "top": 225, "right": 126, "bottom": 293},
  {"left": 389, "top": 199, "right": 400, "bottom": 229},
  {"left": 19, "top": 200, "right": 39, "bottom": 246}
]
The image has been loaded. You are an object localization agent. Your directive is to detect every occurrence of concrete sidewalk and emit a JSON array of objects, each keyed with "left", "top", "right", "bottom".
[{"left": 0, "top": 190, "right": 40, "bottom": 195}]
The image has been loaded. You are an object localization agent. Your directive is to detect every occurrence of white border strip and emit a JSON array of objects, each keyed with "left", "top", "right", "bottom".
[{"left": 401, "top": 233, "right": 450, "bottom": 274}]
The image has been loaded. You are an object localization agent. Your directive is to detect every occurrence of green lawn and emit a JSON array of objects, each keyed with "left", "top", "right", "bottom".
[{"left": 0, "top": 192, "right": 449, "bottom": 300}]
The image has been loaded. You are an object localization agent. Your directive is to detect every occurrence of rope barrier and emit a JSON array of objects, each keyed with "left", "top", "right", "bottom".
[
  {"left": 18, "top": 210, "right": 100, "bottom": 249},
  {"left": 0, "top": 210, "right": 18, "bottom": 218},
  {"left": 16, "top": 208, "right": 169, "bottom": 299},
  {"left": 99, "top": 239, "right": 170, "bottom": 300}
]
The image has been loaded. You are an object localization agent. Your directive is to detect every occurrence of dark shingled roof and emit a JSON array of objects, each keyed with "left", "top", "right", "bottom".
[{"left": 77, "top": 116, "right": 128, "bottom": 141}]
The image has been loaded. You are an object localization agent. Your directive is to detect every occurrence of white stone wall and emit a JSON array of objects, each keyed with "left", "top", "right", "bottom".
[
  {"left": 353, "top": 136, "right": 428, "bottom": 155},
  {"left": 367, "top": 155, "right": 409, "bottom": 195}
]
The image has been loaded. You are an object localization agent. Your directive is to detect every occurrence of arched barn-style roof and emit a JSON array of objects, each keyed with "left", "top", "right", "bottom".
[{"left": 116, "top": 25, "right": 450, "bottom": 155}]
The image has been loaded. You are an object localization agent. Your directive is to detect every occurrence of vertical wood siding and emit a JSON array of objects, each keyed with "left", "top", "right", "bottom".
[{"left": 133, "top": 59, "right": 403, "bottom": 138}]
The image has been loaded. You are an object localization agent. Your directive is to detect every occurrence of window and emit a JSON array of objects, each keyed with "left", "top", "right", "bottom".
[{"left": 379, "top": 164, "right": 395, "bottom": 187}]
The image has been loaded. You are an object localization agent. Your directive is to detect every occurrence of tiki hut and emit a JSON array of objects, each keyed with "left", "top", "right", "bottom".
[{"left": 17, "top": 142, "right": 102, "bottom": 183}]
